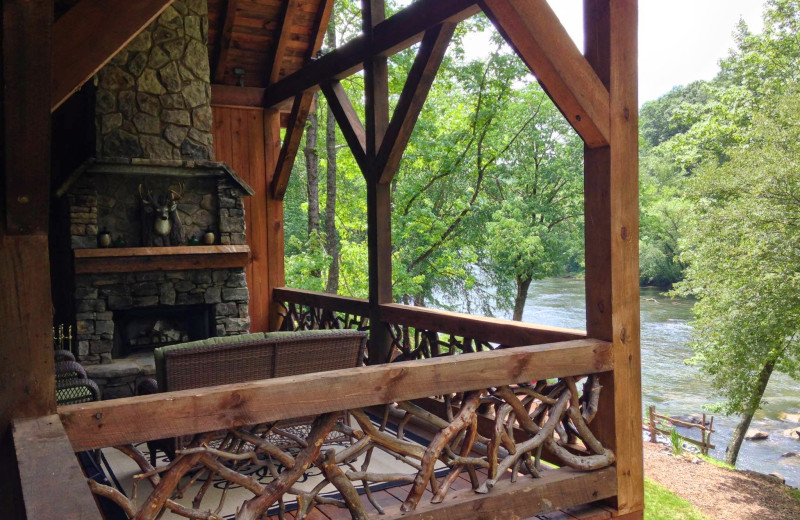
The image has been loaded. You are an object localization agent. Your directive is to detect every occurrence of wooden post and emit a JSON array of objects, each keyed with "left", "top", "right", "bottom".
[
  {"left": 363, "top": 0, "right": 393, "bottom": 364},
  {"left": 648, "top": 405, "right": 656, "bottom": 443},
  {"left": 264, "top": 109, "right": 286, "bottom": 330},
  {"left": 583, "top": 0, "right": 643, "bottom": 517},
  {"left": 1, "top": 1, "right": 55, "bottom": 518}
]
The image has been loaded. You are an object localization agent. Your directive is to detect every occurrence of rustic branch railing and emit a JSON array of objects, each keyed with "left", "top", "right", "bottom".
[
  {"left": 274, "top": 287, "right": 587, "bottom": 362},
  {"left": 34, "top": 338, "right": 612, "bottom": 520}
]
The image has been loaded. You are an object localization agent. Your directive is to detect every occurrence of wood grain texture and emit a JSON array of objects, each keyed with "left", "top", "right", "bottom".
[
  {"left": 59, "top": 339, "right": 612, "bottom": 450},
  {"left": 380, "top": 303, "right": 586, "bottom": 346},
  {"left": 263, "top": 0, "right": 479, "bottom": 107},
  {"left": 273, "top": 287, "right": 370, "bottom": 316},
  {"left": 481, "top": 0, "right": 610, "bottom": 148},
  {"left": 213, "top": 0, "right": 240, "bottom": 83},
  {"left": 4, "top": 0, "right": 53, "bottom": 234},
  {"left": 264, "top": 110, "right": 287, "bottom": 329},
  {"left": 320, "top": 81, "right": 368, "bottom": 171},
  {"left": 12, "top": 415, "right": 101, "bottom": 520},
  {"left": 582, "top": 0, "right": 643, "bottom": 515},
  {"left": 73, "top": 245, "right": 250, "bottom": 274},
  {"left": 271, "top": 91, "right": 316, "bottom": 200},
  {"left": 373, "top": 467, "right": 616, "bottom": 520},
  {"left": 267, "top": 0, "right": 300, "bottom": 85},
  {"left": 375, "top": 23, "right": 455, "bottom": 184},
  {"left": 51, "top": 0, "right": 174, "bottom": 111}
]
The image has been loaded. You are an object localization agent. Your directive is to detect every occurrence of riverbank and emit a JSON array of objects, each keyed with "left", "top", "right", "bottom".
[{"left": 643, "top": 441, "right": 800, "bottom": 519}]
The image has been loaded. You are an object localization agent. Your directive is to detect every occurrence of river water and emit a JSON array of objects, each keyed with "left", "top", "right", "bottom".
[{"left": 509, "top": 277, "right": 800, "bottom": 487}]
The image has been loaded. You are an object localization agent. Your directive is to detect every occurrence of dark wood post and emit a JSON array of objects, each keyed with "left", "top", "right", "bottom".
[
  {"left": 583, "top": 1, "right": 644, "bottom": 518},
  {"left": 264, "top": 109, "right": 287, "bottom": 331},
  {"left": 1, "top": 1, "right": 55, "bottom": 518},
  {"left": 649, "top": 405, "right": 657, "bottom": 443},
  {"left": 363, "top": 0, "right": 393, "bottom": 364}
]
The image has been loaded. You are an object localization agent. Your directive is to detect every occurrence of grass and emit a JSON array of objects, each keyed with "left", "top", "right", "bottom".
[
  {"left": 787, "top": 487, "right": 800, "bottom": 504},
  {"left": 644, "top": 479, "right": 712, "bottom": 520},
  {"left": 697, "top": 453, "right": 735, "bottom": 470}
]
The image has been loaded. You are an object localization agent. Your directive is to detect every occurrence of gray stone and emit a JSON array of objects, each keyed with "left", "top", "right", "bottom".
[
  {"left": 193, "top": 210, "right": 212, "bottom": 228},
  {"left": 133, "top": 296, "right": 159, "bottom": 307},
  {"left": 138, "top": 69, "right": 166, "bottom": 95},
  {"left": 76, "top": 320, "right": 94, "bottom": 335},
  {"left": 75, "top": 312, "right": 95, "bottom": 320},
  {"left": 218, "top": 196, "right": 236, "bottom": 209},
  {"left": 164, "top": 124, "right": 189, "bottom": 147},
  {"left": 75, "top": 287, "right": 99, "bottom": 299},
  {"left": 137, "top": 93, "right": 160, "bottom": 116},
  {"left": 212, "top": 271, "right": 228, "bottom": 283},
  {"left": 90, "top": 339, "right": 113, "bottom": 354},
  {"left": 162, "top": 109, "right": 191, "bottom": 126},
  {"left": 216, "top": 323, "right": 226, "bottom": 336},
  {"left": 780, "top": 413, "right": 800, "bottom": 423},
  {"left": 193, "top": 272, "right": 212, "bottom": 284},
  {"left": 134, "top": 113, "right": 161, "bottom": 134},
  {"left": 118, "top": 91, "right": 136, "bottom": 119},
  {"left": 178, "top": 64, "right": 197, "bottom": 81},
  {"left": 136, "top": 272, "right": 162, "bottom": 282},
  {"left": 222, "top": 287, "right": 248, "bottom": 302},
  {"left": 200, "top": 193, "right": 214, "bottom": 211},
  {"left": 180, "top": 138, "right": 209, "bottom": 160},
  {"left": 224, "top": 318, "right": 250, "bottom": 333},
  {"left": 163, "top": 39, "right": 186, "bottom": 60},
  {"left": 185, "top": 0, "right": 207, "bottom": 15},
  {"left": 78, "top": 341, "right": 90, "bottom": 356},
  {"left": 215, "top": 302, "right": 237, "bottom": 316},
  {"left": 228, "top": 209, "right": 244, "bottom": 217},
  {"left": 103, "top": 385, "right": 135, "bottom": 400},
  {"left": 160, "top": 283, "right": 177, "bottom": 305},
  {"left": 76, "top": 300, "right": 105, "bottom": 312},
  {"left": 161, "top": 93, "right": 186, "bottom": 109},
  {"left": 159, "top": 62, "right": 182, "bottom": 93},
  {"left": 176, "top": 293, "right": 204, "bottom": 305},
  {"left": 128, "top": 52, "right": 148, "bottom": 77},
  {"left": 99, "top": 65, "right": 134, "bottom": 90},
  {"left": 201, "top": 15, "right": 208, "bottom": 42},
  {"left": 149, "top": 46, "right": 171, "bottom": 69},
  {"left": 96, "top": 89, "right": 116, "bottom": 114},
  {"left": 182, "top": 80, "right": 207, "bottom": 108},
  {"left": 172, "top": 0, "right": 188, "bottom": 15},
  {"left": 188, "top": 127, "right": 213, "bottom": 146},
  {"left": 183, "top": 39, "right": 210, "bottom": 79},
  {"left": 158, "top": 5, "right": 182, "bottom": 28},
  {"left": 108, "top": 294, "right": 133, "bottom": 310},
  {"left": 185, "top": 15, "right": 202, "bottom": 40},
  {"left": 95, "top": 320, "right": 115, "bottom": 336},
  {"left": 220, "top": 215, "right": 244, "bottom": 233},
  {"left": 745, "top": 429, "right": 769, "bottom": 441},
  {"left": 103, "top": 129, "right": 142, "bottom": 158},
  {"left": 219, "top": 235, "right": 231, "bottom": 245},
  {"left": 140, "top": 135, "right": 175, "bottom": 160},
  {"left": 101, "top": 113, "right": 123, "bottom": 134},
  {"left": 225, "top": 272, "right": 247, "bottom": 288},
  {"left": 96, "top": 312, "right": 113, "bottom": 320},
  {"left": 131, "top": 282, "right": 158, "bottom": 296},
  {"left": 175, "top": 281, "right": 195, "bottom": 292},
  {"left": 110, "top": 50, "right": 129, "bottom": 66},
  {"left": 153, "top": 26, "right": 177, "bottom": 45},
  {"left": 126, "top": 30, "right": 152, "bottom": 52},
  {"left": 781, "top": 428, "right": 800, "bottom": 440},
  {"left": 192, "top": 106, "right": 213, "bottom": 132},
  {"left": 238, "top": 303, "right": 249, "bottom": 318},
  {"left": 204, "top": 286, "right": 221, "bottom": 304}
]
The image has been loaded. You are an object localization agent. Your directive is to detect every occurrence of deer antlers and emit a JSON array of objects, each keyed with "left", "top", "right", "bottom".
[
  {"left": 169, "top": 182, "right": 184, "bottom": 203},
  {"left": 138, "top": 184, "right": 153, "bottom": 205}
]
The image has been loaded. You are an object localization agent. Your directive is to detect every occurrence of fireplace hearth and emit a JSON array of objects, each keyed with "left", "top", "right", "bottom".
[{"left": 114, "top": 304, "right": 213, "bottom": 358}]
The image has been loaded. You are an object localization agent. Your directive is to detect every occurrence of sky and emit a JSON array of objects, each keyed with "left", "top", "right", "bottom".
[{"left": 462, "top": 1, "right": 768, "bottom": 105}]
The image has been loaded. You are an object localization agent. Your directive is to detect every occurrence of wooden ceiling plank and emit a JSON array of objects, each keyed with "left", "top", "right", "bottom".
[
  {"left": 375, "top": 22, "right": 455, "bottom": 184},
  {"left": 480, "top": 0, "right": 610, "bottom": 147},
  {"left": 51, "top": 0, "right": 174, "bottom": 112},
  {"left": 263, "top": 0, "right": 479, "bottom": 108},
  {"left": 270, "top": 91, "right": 316, "bottom": 199},
  {"left": 267, "top": 0, "right": 301, "bottom": 85},
  {"left": 214, "top": 0, "right": 241, "bottom": 84},
  {"left": 321, "top": 81, "right": 368, "bottom": 173}
]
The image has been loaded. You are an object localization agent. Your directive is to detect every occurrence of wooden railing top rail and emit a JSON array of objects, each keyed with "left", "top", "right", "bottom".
[
  {"left": 59, "top": 338, "right": 610, "bottom": 451},
  {"left": 380, "top": 303, "right": 587, "bottom": 345},
  {"left": 274, "top": 286, "right": 370, "bottom": 316}
]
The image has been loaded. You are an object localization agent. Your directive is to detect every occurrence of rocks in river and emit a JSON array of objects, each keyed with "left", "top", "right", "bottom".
[
  {"left": 745, "top": 429, "right": 770, "bottom": 441},
  {"left": 779, "top": 452, "right": 800, "bottom": 465},
  {"left": 779, "top": 412, "right": 800, "bottom": 423},
  {"left": 768, "top": 472, "right": 786, "bottom": 484},
  {"left": 781, "top": 427, "right": 800, "bottom": 440},
  {"left": 675, "top": 414, "right": 705, "bottom": 425}
]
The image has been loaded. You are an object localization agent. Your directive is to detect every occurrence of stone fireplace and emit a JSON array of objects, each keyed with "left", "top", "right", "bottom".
[{"left": 54, "top": 0, "right": 255, "bottom": 398}]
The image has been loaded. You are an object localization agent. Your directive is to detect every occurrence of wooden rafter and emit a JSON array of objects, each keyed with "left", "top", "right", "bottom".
[
  {"left": 320, "top": 81, "right": 368, "bottom": 172},
  {"left": 264, "top": 0, "right": 480, "bottom": 108},
  {"left": 270, "top": 91, "right": 316, "bottom": 200},
  {"left": 267, "top": 0, "right": 300, "bottom": 85},
  {"left": 481, "top": 0, "right": 610, "bottom": 148},
  {"left": 213, "top": 0, "right": 240, "bottom": 84},
  {"left": 375, "top": 22, "right": 456, "bottom": 184},
  {"left": 51, "top": 0, "right": 174, "bottom": 111}
]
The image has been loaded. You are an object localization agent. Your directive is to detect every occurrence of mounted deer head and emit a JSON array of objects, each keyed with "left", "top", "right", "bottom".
[{"left": 138, "top": 182, "right": 186, "bottom": 246}]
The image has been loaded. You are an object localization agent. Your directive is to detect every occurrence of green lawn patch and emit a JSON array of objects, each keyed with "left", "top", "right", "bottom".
[
  {"left": 697, "top": 454, "right": 735, "bottom": 470},
  {"left": 645, "top": 479, "right": 711, "bottom": 520}
]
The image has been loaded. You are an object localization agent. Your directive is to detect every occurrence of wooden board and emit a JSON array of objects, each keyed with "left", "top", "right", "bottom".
[
  {"left": 378, "top": 467, "right": 616, "bottom": 520},
  {"left": 59, "top": 338, "right": 611, "bottom": 450},
  {"left": 51, "top": 0, "right": 174, "bottom": 111},
  {"left": 12, "top": 415, "right": 101, "bottom": 520},
  {"left": 273, "top": 287, "right": 370, "bottom": 316},
  {"left": 73, "top": 245, "right": 250, "bottom": 274},
  {"left": 380, "top": 303, "right": 586, "bottom": 346}
]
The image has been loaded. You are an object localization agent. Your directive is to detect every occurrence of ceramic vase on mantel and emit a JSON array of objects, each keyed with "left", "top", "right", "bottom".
[
  {"left": 202, "top": 228, "right": 215, "bottom": 245},
  {"left": 97, "top": 229, "right": 111, "bottom": 248}
]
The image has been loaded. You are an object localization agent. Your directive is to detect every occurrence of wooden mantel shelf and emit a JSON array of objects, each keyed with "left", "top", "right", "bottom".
[{"left": 73, "top": 245, "right": 250, "bottom": 274}]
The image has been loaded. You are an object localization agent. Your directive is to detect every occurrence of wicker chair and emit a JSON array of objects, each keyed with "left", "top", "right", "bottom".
[
  {"left": 141, "top": 329, "right": 367, "bottom": 463},
  {"left": 55, "top": 355, "right": 101, "bottom": 406}
]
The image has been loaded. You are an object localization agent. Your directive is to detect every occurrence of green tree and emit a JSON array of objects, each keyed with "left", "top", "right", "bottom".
[{"left": 674, "top": 91, "right": 800, "bottom": 465}]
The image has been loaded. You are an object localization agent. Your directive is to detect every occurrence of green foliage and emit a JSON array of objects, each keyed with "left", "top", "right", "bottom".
[
  {"left": 644, "top": 480, "right": 711, "bottom": 520},
  {"left": 697, "top": 454, "right": 735, "bottom": 470},
  {"left": 669, "top": 427, "right": 683, "bottom": 456}
]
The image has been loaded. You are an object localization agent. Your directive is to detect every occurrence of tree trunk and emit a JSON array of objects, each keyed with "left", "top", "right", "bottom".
[
  {"left": 512, "top": 275, "right": 532, "bottom": 321},
  {"left": 304, "top": 93, "right": 320, "bottom": 238},
  {"left": 324, "top": 22, "right": 340, "bottom": 294},
  {"left": 725, "top": 359, "right": 776, "bottom": 466}
]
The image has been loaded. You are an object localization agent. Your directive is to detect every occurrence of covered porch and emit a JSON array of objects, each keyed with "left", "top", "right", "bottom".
[{"left": 0, "top": 0, "right": 642, "bottom": 518}]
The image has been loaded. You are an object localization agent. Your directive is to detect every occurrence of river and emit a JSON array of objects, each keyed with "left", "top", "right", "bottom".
[{"left": 509, "top": 277, "right": 800, "bottom": 487}]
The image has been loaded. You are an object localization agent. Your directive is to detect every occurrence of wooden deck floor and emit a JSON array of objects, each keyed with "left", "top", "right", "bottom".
[{"left": 265, "top": 467, "right": 614, "bottom": 520}]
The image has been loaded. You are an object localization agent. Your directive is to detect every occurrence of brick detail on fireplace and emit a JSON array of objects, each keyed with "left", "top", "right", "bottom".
[{"left": 75, "top": 268, "right": 249, "bottom": 364}]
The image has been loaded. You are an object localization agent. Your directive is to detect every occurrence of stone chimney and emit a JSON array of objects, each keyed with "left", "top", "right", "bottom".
[{"left": 95, "top": 0, "right": 214, "bottom": 161}]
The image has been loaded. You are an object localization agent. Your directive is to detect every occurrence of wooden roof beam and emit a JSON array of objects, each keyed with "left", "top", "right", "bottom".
[
  {"left": 51, "top": 0, "right": 175, "bottom": 112},
  {"left": 212, "top": 0, "right": 239, "bottom": 84},
  {"left": 270, "top": 91, "right": 316, "bottom": 200},
  {"left": 263, "top": 0, "right": 480, "bottom": 108},
  {"left": 321, "top": 81, "right": 368, "bottom": 172},
  {"left": 375, "top": 23, "right": 455, "bottom": 184},
  {"left": 481, "top": 0, "right": 611, "bottom": 148},
  {"left": 267, "top": 0, "right": 301, "bottom": 85}
]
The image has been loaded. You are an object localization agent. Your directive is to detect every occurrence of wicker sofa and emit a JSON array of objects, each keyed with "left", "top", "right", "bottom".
[{"left": 140, "top": 329, "right": 368, "bottom": 463}]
